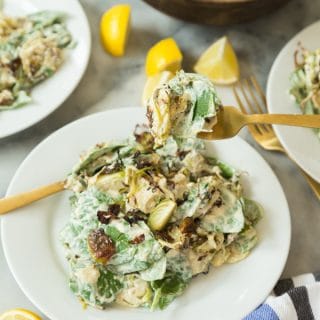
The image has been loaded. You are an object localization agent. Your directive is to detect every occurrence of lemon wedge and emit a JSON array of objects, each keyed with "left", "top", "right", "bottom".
[
  {"left": 142, "top": 71, "right": 174, "bottom": 107},
  {"left": 145, "top": 38, "right": 182, "bottom": 76},
  {"left": 194, "top": 36, "right": 239, "bottom": 85},
  {"left": 0, "top": 309, "right": 42, "bottom": 320},
  {"left": 100, "top": 4, "right": 131, "bottom": 57}
]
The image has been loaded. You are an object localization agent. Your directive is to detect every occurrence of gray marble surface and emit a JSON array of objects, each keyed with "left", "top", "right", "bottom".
[{"left": 1, "top": 0, "right": 320, "bottom": 317}]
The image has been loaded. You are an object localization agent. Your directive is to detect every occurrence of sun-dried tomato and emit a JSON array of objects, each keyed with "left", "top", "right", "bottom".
[{"left": 87, "top": 229, "right": 115, "bottom": 264}]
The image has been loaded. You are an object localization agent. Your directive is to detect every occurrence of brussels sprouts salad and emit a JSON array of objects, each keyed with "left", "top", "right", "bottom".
[
  {"left": 0, "top": 10, "right": 74, "bottom": 110},
  {"left": 61, "top": 72, "right": 263, "bottom": 311},
  {"left": 290, "top": 47, "right": 320, "bottom": 137}
]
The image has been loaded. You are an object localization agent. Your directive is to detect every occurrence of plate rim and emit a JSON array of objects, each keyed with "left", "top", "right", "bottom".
[
  {"left": 266, "top": 19, "right": 320, "bottom": 183},
  {"left": 1, "top": 107, "right": 291, "bottom": 320},
  {"left": 0, "top": 0, "right": 92, "bottom": 139}
]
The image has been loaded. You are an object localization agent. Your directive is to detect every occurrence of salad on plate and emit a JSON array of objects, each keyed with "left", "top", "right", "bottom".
[
  {"left": 290, "top": 47, "right": 320, "bottom": 137},
  {"left": 61, "top": 72, "right": 263, "bottom": 311},
  {"left": 0, "top": 10, "right": 74, "bottom": 110}
]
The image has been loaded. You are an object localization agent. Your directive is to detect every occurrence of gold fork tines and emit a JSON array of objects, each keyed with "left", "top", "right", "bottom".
[
  {"left": 233, "top": 75, "right": 320, "bottom": 199},
  {"left": 233, "top": 76, "right": 285, "bottom": 152}
]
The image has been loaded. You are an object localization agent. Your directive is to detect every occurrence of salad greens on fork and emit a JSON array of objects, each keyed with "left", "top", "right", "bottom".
[{"left": 61, "top": 72, "right": 263, "bottom": 310}]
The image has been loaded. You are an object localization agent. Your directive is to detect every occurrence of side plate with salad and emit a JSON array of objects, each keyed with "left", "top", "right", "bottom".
[
  {"left": 267, "top": 20, "right": 320, "bottom": 183},
  {"left": 0, "top": 0, "right": 90, "bottom": 138}
]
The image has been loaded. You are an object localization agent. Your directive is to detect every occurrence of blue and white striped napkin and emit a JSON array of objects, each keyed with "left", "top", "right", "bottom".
[{"left": 245, "top": 273, "right": 320, "bottom": 320}]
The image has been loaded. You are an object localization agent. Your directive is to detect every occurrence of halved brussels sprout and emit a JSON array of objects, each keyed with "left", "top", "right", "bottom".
[
  {"left": 148, "top": 199, "right": 176, "bottom": 231},
  {"left": 241, "top": 198, "right": 263, "bottom": 226}
]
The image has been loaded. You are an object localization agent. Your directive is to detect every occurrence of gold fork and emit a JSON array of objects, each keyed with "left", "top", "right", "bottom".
[
  {"left": 233, "top": 75, "right": 320, "bottom": 199},
  {"left": 198, "top": 106, "right": 320, "bottom": 140}
]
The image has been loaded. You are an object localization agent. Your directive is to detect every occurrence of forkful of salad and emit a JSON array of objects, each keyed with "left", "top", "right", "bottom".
[{"left": 147, "top": 71, "right": 320, "bottom": 142}]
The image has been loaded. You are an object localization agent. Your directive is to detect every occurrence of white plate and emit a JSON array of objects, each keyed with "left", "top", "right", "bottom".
[
  {"left": 0, "top": 0, "right": 91, "bottom": 139},
  {"left": 1, "top": 108, "right": 291, "bottom": 320},
  {"left": 267, "top": 21, "right": 320, "bottom": 183}
]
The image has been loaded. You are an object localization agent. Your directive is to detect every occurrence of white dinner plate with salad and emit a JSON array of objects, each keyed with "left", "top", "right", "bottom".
[
  {"left": 267, "top": 20, "right": 320, "bottom": 183},
  {"left": 0, "top": 0, "right": 91, "bottom": 138},
  {"left": 2, "top": 106, "right": 290, "bottom": 320}
]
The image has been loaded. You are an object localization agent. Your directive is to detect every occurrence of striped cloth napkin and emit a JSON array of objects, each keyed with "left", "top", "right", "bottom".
[{"left": 245, "top": 273, "right": 320, "bottom": 320}]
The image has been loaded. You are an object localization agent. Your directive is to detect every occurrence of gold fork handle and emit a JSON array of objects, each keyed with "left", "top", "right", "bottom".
[
  {"left": 247, "top": 114, "right": 320, "bottom": 128},
  {"left": 0, "top": 181, "right": 65, "bottom": 215}
]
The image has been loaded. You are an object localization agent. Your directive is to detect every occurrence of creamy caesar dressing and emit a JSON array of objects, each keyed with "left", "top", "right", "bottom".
[{"left": 61, "top": 72, "right": 262, "bottom": 311}]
